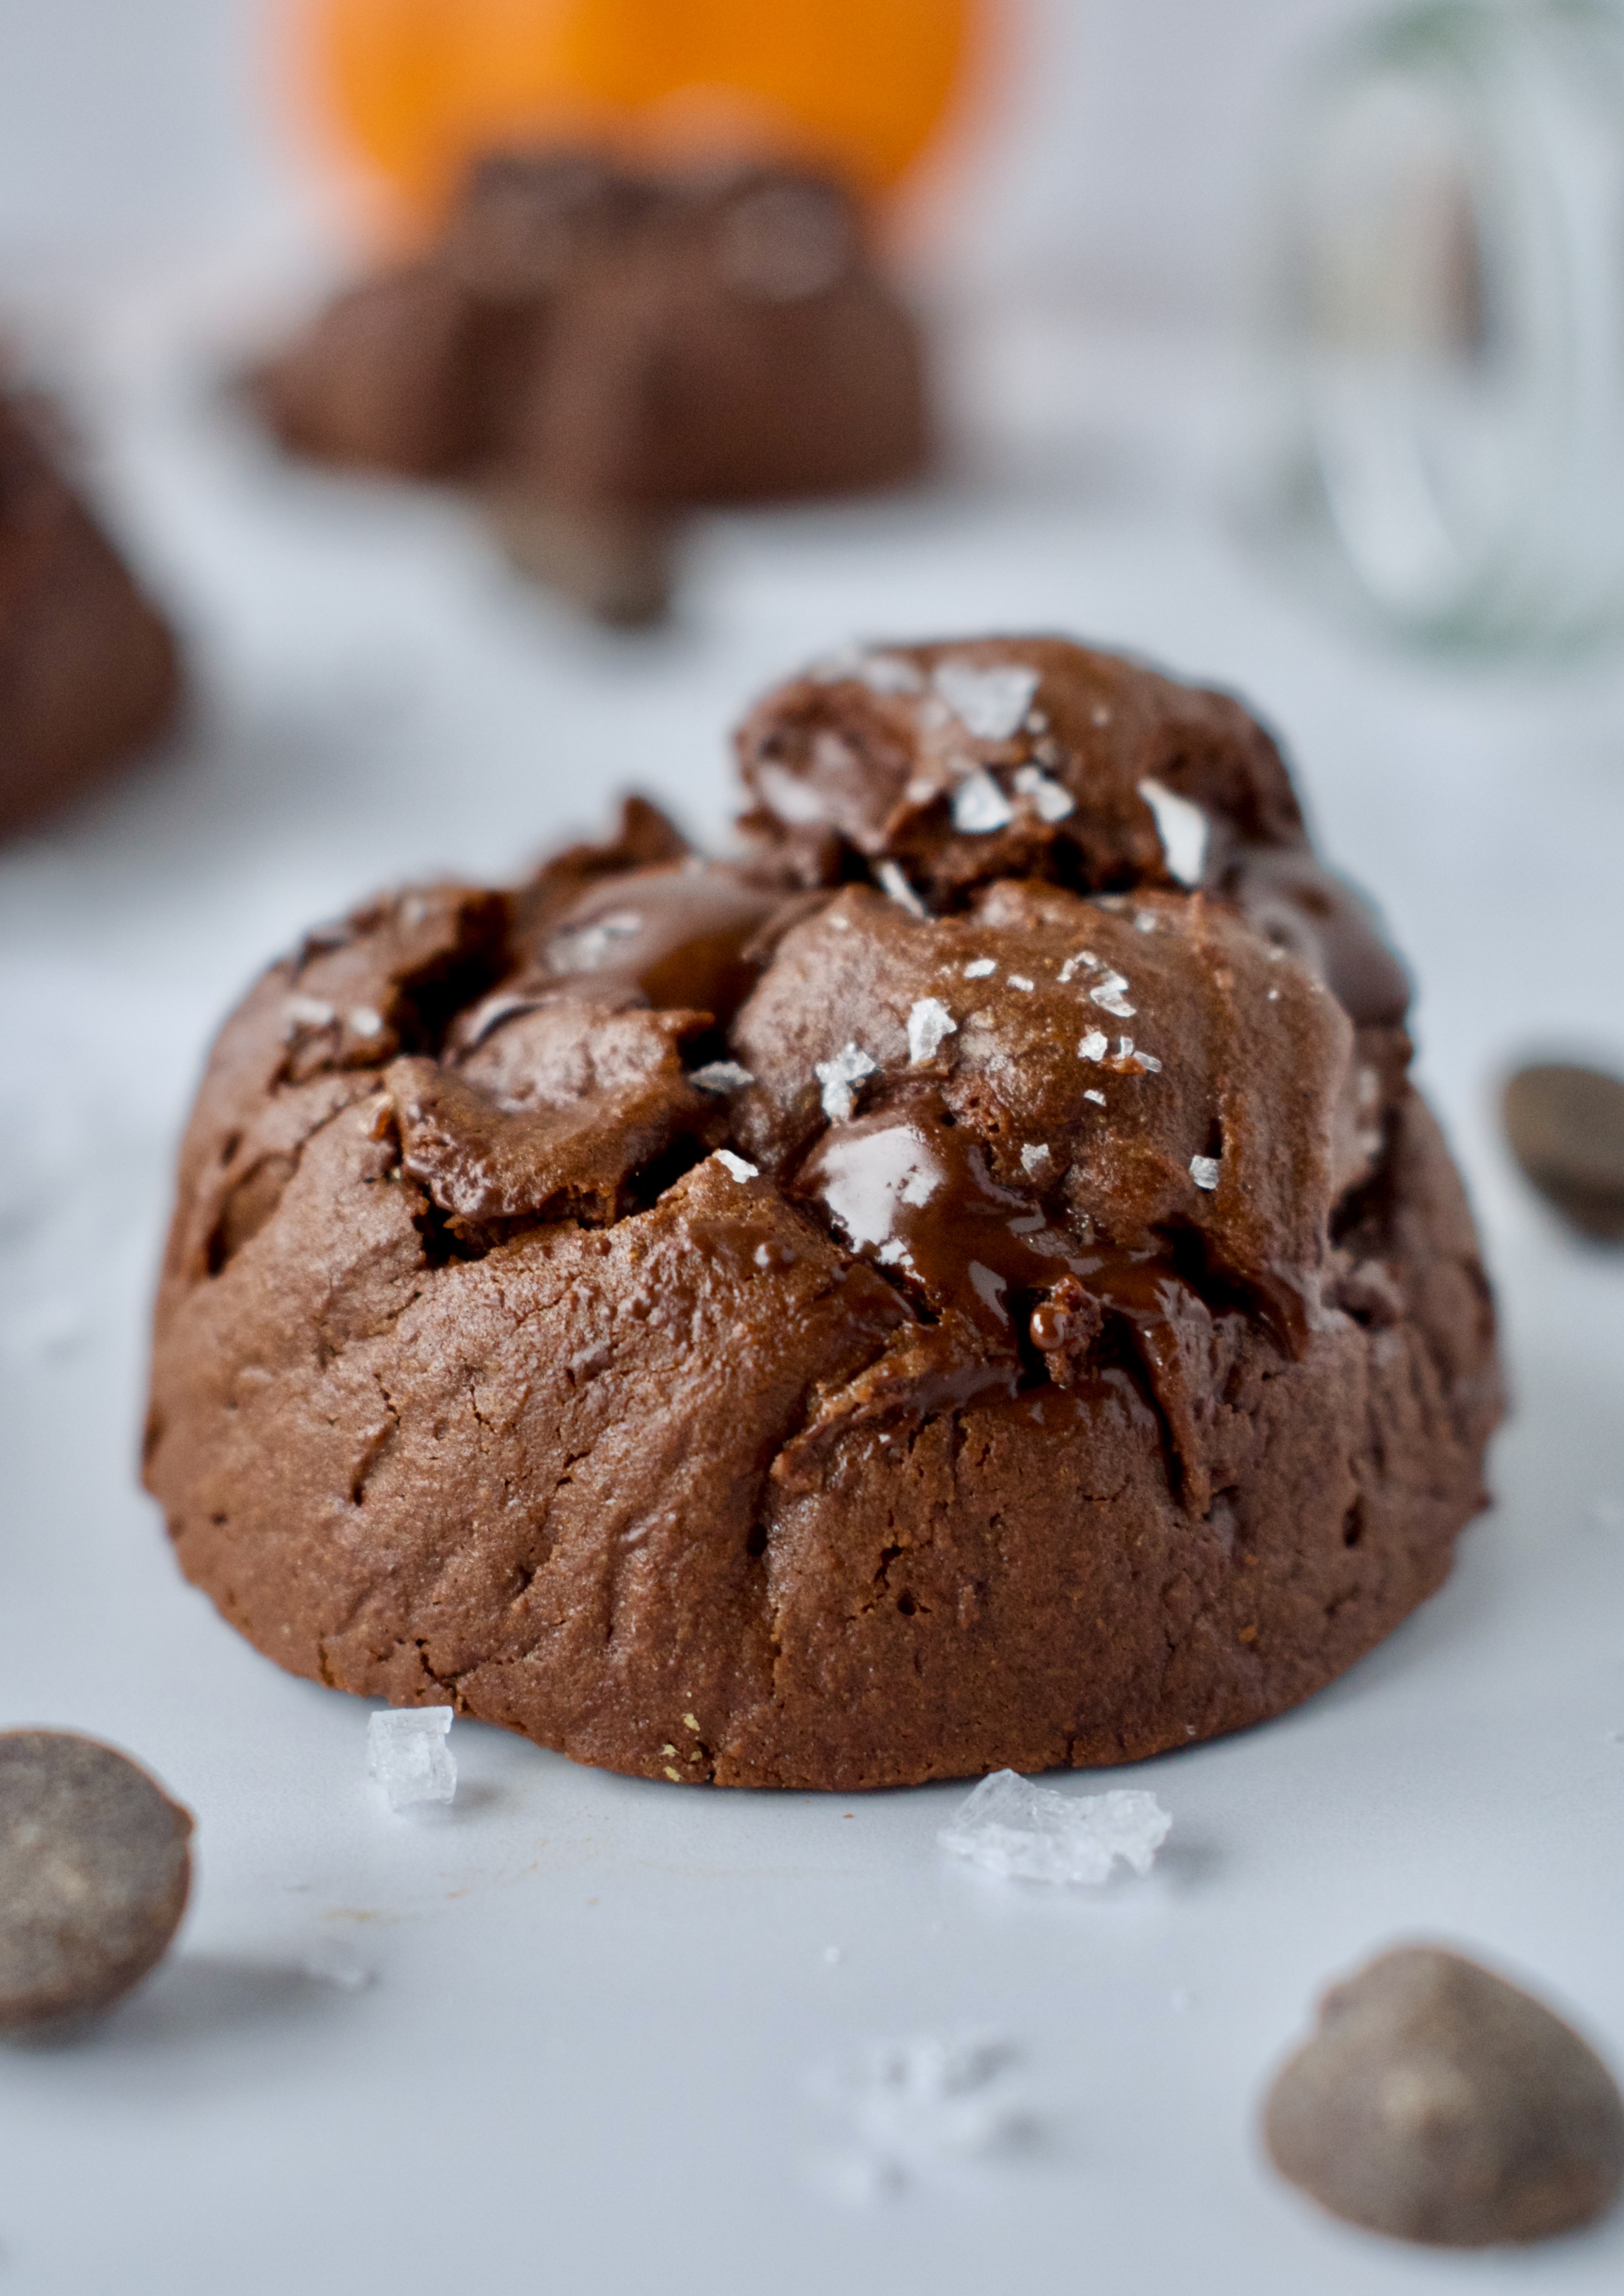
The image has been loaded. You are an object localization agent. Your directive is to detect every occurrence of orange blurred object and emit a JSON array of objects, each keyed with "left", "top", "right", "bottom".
[{"left": 290, "top": 0, "right": 984, "bottom": 230}]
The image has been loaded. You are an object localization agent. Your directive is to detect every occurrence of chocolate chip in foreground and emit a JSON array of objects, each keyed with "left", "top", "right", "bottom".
[
  {"left": 1264, "top": 1945, "right": 1624, "bottom": 2246},
  {"left": 0, "top": 1730, "right": 193, "bottom": 2030},
  {"left": 1504, "top": 1062, "right": 1624, "bottom": 1241}
]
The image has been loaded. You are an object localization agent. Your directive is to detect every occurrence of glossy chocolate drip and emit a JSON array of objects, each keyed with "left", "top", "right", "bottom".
[{"left": 793, "top": 1089, "right": 1236, "bottom": 1506}]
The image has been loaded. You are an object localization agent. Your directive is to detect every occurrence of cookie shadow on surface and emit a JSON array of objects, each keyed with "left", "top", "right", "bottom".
[{"left": 5, "top": 1954, "right": 369, "bottom": 2060}]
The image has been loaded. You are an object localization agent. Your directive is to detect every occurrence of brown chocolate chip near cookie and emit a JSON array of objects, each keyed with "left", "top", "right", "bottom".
[
  {"left": 144, "top": 639, "right": 1500, "bottom": 1791},
  {"left": 1504, "top": 1062, "right": 1624, "bottom": 1241},
  {"left": 0, "top": 1731, "right": 193, "bottom": 2029},
  {"left": 1264, "top": 1945, "right": 1624, "bottom": 2245}
]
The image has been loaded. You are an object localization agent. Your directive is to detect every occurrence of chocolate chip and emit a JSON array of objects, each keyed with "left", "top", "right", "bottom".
[
  {"left": 1264, "top": 1945, "right": 1624, "bottom": 2245},
  {"left": 0, "top": 1731, "right": 193, "bottom": 2031},
  {"left": 1504, "top": 1062, "right": 1624, "bottom": 1240}
]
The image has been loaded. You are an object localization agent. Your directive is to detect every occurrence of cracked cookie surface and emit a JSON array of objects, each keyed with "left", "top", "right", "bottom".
[{"left": 145, "top": 637, "right": 1501, "bottom": 1789}]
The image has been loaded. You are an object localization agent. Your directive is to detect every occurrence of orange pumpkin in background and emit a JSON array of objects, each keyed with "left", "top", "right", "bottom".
[{"left": 287, "top": 0, "right": 987, "bottom": 233}]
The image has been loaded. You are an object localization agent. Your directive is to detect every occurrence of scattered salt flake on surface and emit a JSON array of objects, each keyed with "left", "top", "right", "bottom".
[
  {"left": 303, "top": 1939, "right": 376, "bottom": 1992},
  {"left": 1084, "top": 1089, "right": 1107, "bottom": 1107},
  {"left": 368, "top": 1708, "right": 456, "bottom": 1811},
  {"left": 1012, "top": 763, "right": 1075, "bottom": 822},
  {"left": 1190, "top": 1154, "right": 1221, "bottom": 1192},
  {"left": 1135, "top": 911, "right": 1159, "bottom": 933},
  {"left": 876, "top": 859, "right": 928, "bottom": 918},
  {"left": 348, "top": 1006, "right": 385, "bottom": 1038},
  {"left": 1139, "top": 779, "right": 1209, "bottom": 886},
  {"left": 815, "top": 1042, "right": 879, "bottom": 1123},
  {"left": 964, "top": 957, "right": 997, "bottom": 979},
  {"left": 715, "top": 1150, "right": 759, "bottom": 1183},
  {"left": 938, "top": 1768, "right": 1171, "bottom": 1885},
  {"left": 1058, "top": 950, "right": 1100, "bottom": 984},
  {"left": 691, "top": 1060, "right": 755, "bottom": 1094},
  {"left": 1078, "top": 1029, "right": 1108, "bottom": 1061},
  {"left": 812, "top": 2031, "right": 1032, "bottom": 2199},
  {"left": 932, "top": 660, "right": 1040, "bottom": 741},
  {"left": 951, "top": 769, "right": 1014, "bottom": 835},
  {"left": 1007, "top": 975, "right": 1035, "bottom": 993},
  {"left": 1020, "top": 1143, "right": 1051, "bottom": 1176},
  {"left": 906, "top": 998, "right": 957, "bottom": 1066},
  {"left": 1088, "top": 970, "right": 1135, "bottom": 1019}
]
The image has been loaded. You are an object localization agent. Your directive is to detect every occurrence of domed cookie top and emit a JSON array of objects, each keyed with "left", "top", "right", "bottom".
[{"left": 143, "top": 634, "right": 1499, "bottom": 1791}]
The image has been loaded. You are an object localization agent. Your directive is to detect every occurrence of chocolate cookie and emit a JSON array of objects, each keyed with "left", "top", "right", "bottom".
[
  {"left": 0, "top": 387, "right": 181, "bottom": 839},
  {"left": 144, "top": 639, "right": 1500, "bottom": 1790},
  {"left": 256, "top": 149, "right": 928, "bottom": 508},
  {"left": 254, "top": 150, "right": 927, "bottom": 622}
]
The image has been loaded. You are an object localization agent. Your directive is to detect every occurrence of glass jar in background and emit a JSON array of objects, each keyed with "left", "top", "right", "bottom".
[{"left": 1255, "top": 0, "right": 1624, "bottom": 649}]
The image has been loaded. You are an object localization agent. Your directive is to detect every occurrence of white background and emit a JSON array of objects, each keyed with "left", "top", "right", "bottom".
[
  {"left": 0, "top": 0, "right": 1379, "bottom": 314},
  {"left": 4, "top": 5, "right": 1624, "bottom": 2294}
]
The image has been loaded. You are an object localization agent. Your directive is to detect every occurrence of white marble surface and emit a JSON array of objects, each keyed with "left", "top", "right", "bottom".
[{"left": 4, "top": 318, "right": 1624, "bottom": 2294}]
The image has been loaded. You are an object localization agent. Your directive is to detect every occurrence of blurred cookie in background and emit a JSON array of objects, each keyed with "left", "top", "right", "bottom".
[
  {"left": 253, "top": 150, "right": 932, "bottom": 624},
  {"left": 0, "top": 386, "right": 183, "bottom": 841}
]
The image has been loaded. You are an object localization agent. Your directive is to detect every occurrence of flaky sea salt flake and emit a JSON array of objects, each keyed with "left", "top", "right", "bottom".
[
  {"left": 692, "top": 1061, "right": 755, "bottom": 1094},
  {"left": 1012, "top": 763, "right": 1075, "bottom": 823},
  {"left": 964, "top": 957, "right": 997, "bottom": 979},
  {"left": 1078, "top": 1029, "right": 1108, "bottom": 1061},
  {"left": 716, "top": 1150, "right": 759, "bottom": 1183},
  {"left": 1020, "top": 1143, "right": 1051, "bottom": 1176},
  {"left": 906, "top": 999, "right": 957, "bottom": 1066},
  {"left": 951, "top": 770, "right": 1014, "bottom": 835},
  {"left": 815, "top": 1043, "right": 879, "bottom": 1123},
  {"left": 1190, "top": 1154, "right": 1221, "bottom": 1192},
  {"left": 368, "top": 1707, "right": 456, "bottom": 1812},
  {"left": 1139, "top": 778, "right": 1209, "bottom": 886},
  {"left": 932, "top": 660, "right": 1040, "bottom": 742},
  {"left": 1089, "top": 970, "right": 1135, "bottom": 1019},
  {"left": 876, "top": 860, "right": 928, "bottom": 918},
  {"left": 1058, "top": 950, "right": 1100, "bottom": 984},
  {"left": 283, "top": 994, "right": 335, "bottom": 1035},
  {"left": 938, "top": 1768, "right": 1171, "bottom": 1885}
]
